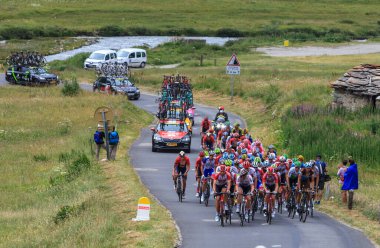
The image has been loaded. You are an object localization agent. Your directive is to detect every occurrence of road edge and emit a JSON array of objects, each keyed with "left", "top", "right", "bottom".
[{"left": 128, "top": 118, "right": 183, "bottom": 248}]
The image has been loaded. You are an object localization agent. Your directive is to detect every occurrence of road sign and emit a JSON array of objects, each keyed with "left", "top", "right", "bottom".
[{"left": 226, "top": 54, "right": 240, "bottom": 75}]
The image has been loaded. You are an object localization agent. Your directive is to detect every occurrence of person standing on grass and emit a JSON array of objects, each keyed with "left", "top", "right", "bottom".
[
  {"left": 108, "top": 126, "right": 119, "bottom": 160},
  {"left": 315, "top": 154, "right": 327, "bottom": 204},
  {"left": 342, "top": 157, "right": 358, "bottom": 210},
  {"left": 94, "top": 124, "right": 106, "bottom": 160},
  {"left": 337, "top": 160, "right": 348, "bottom": 203}
]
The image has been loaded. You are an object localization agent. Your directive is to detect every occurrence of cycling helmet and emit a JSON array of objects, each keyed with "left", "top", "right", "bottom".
[
  {"left": 309, "top": 160, "right": 316, "bottom": 166},
  {"left": 215, "top": 148, "right": 221, "bottom": 154},
  {"left": 218, "top": 106, "right": 225, "bottom": 111},
  {"left": 304, "top": 162, "right": 312, "bottom": 168},
  {"left": 279, "top": 156, "right": 286, "bottom": 162},
  {"left": 219, "top": 158, "right": 225, "bottom": 165},
  {"left": 241, "top": 154, "right": 247, "bottom": 160},
  {"left": 228, "top": 153, "right": 235, "bottom": 160},
  {"left": 268, "top": 153, "right": 276, "bottom": 160},
  {"left": 252, "top": 161, "right": 259, "bottom": 168},
  {"left": 283, "top": 154, "right": 288, "bottom": 160},
  {"left": 243, "top": 161, "right": 251, "bottom": 169},
  {"left": 206, "top": 132, "right": 211, "bottom": 137},
  {"left": 267, "top": 167, "right": 274, "bottom": 173},
  {"left": 199, "top": 151, "right": 205, "bottom": 157},
  {"left": 298, "top": 155, "right": 304, "bottom": 161},
  {"left": 294, "top": 162, "right": 301, "bottom": 168},
  {"left": 240, "top": 168, "right": 248, "bottom": 176},
  {"left": 241, "top": 148, "right": 248, "bottom": 154},
  {"left": 225, "top": 159, "right": 232, "bottom": 166},
  {"left": 254, "top": 157, "right": 262, "bottom": 163},
  {"left": 263, "top": 161, "right": 270, "bottom": 167},
  {"left": 179, "top": 151, "right": 185, "bottom": 157},
  {"left": 204, "top": 150, "right": 209, "bottom": 157},
  {"left": 220, "top": 165, "right": 226, "bottom": 172},
  {"left": 209, "top": 150, "right": 215, "bottom": 156},
  {"left": 268, "top": 144, "right": 275, "bottom": 149},
  {"left": 222, "top": 152, "right": 229, "bottom": 160},
  {"left": 271, "top": 164, "right": 277, "bottom": 169},
  {"left": 234, "top": 122, "right": 240, "bottom": 127}
]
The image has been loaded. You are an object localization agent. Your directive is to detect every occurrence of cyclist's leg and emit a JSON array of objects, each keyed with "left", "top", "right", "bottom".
[
  {"left": 236, "top": 187, "right": 243, "bottom": 213},
  {"left": 181, "top": 167, "right": 187, "bottom": 195}
]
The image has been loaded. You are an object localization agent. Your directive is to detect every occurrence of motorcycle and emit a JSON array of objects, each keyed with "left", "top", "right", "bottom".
[
  {"left": 186, "top": 106, "right": 196, "bottom": 126},
  {"left": 213, "top": 117, "right": 230, "bottom": 134}
]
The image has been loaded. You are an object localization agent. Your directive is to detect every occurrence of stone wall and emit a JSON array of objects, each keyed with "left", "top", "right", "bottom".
[{"left": 332, "top": 89, "right": 371, "bottom": 111}]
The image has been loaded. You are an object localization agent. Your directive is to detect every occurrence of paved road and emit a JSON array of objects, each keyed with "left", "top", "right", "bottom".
[
  {"left": 257, "top": 42, "right": 380, "bottom": 57},
  {"left": 129, "top": 94, "right": 374, "bottom": 248},
  {"left": 0, "top": 76, "right": 374, "bottom": 248}
]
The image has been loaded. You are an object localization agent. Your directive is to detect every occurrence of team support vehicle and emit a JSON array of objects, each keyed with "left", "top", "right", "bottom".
[
  {"left": 151, "top": 119, "right": 191, "bottom": 153},
  {"left": 93, "top": 76, "right": 140, "bottom": 100}
]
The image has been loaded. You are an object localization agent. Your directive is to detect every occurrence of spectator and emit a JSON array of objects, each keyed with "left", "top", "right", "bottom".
[
  {"left": 342, "top": 157, "right": 359, "bottom": 210},
  {"left": 94, "top": 124, "right": 106, "bottom": 160},
  {"left": 337, "top": 160, "right": 348, "bottom": 203},
  {"left": 315, "top": 154, "right": 327, "bottom": 204},
  {"left": 108, "top": 126, "right": 119, "bottom": 160}
]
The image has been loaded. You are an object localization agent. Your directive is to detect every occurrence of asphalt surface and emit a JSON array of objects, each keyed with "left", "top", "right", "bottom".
[
  {"left": 129, "top": 94, "right": 374, "bottom": 248},
  {"left": 0, "top": 75, "right": 374, "bottom": 248}
]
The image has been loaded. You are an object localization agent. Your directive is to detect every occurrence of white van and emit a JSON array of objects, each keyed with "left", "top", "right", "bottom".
[
  {"left": 84, "top": 49, "right": 117, "bottom": 69},
  {"left": 117, "top": 48, "right": 147, "bottom": 68}
]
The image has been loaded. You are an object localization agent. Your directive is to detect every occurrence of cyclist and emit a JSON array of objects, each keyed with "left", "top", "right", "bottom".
[
  {"left": 276, "top": 156, "right": 289, "bottom": 206},
  {"left": 286, "top": 161, "right": 301, "bottom": 211},
  {"left": 235, "top": 168, "right": 254, "bottom": 220},
  {"left": 202, "top": 132, "right": 215, "bottom": 150},
  {"left": 195, "top": 151, "right": 205, "bottom": 197},
  {"left": 212, "top": 165, "right": 231, "bottom": 221},
  {"left": 200, "top": 117, "right": 211, "bottom": 146},
  {"left": 231, "top": 122, "right": 242, "bottom": 136},
  {"left": 217, "top": 128, "right": 229, "bottom": 149},
  {"left": 214, "top": 106, "right": 229, "bottom": 122},
  {"left": 267, "top": 153, "right": 276, "bottom": 166},
  {"left": 314, "top": 154, "right": 327, "bottom": 205},
  {"left": 267, "top": 144, "right": 277, "bottom": 157},
  {"left": 242, "top": 160, "right": 258, "bottom": 189},
  {"left": 201, "top": 150, "right": 216, "bottom": 202},
  {"left": 262, "top": 167, "right": 279, "bottom": 218},
  {"left": 172, "top": 151, "right": 190, "bottom": 198},
  {"left": 297, "top": 162, "right": 315, "bottom": 213},
  {"left": 215, "top": 148, "right": 222, "bottom": 165}
]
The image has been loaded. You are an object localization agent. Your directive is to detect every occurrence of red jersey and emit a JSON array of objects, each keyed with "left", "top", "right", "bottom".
[
  {"left": 212, "top": 172, "right": 231, "bottom": 186},
  {"left": 215, "top": 154, "right": 222, "bottom": 165},
  {"left": 174, "top": 156, "right": 190, "bottom": 168},
  {"left": 262, "top": 172, "right": 279, "bottom": 186},
  {"left": 203, "top": 135, "right": 215, "bottom": 144},
  {"left": 195, "top": 157, "right": 202, "bottom": 169}
]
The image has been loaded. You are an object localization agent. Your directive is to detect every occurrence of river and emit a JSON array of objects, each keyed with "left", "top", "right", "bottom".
[{"left": 46, "top": 36, "right": 237, "bottom": 62}]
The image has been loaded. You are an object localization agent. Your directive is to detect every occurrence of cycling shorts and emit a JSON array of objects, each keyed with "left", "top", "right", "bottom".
[
  {"left": 195, "top": 166, "right": 202, "bottom": 178},
  {"left": 239, "top": 185, "right": 251, "bottom": 195},
  {"left": 203, "top": 168, "right": 214, "bottom": 178},
  {"left": 265, "top": 184, "right": 276, "bottom": 192},
  {"left": 176, "top": 166, "right": 187, "bottom": 179},
  {"left": 216, "top": 184, "right": 227, "bottom": 193},
  {"left": 257, "top": 180, "right": 262, "bottom": 189}
]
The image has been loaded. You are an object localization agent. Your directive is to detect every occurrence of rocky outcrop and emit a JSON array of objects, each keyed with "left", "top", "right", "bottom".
[{"left": 331, "top": 64, "right": 380, "bottom": 110}]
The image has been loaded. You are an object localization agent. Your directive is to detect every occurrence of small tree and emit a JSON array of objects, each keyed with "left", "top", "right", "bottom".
[{"left": 61, "top": 78, "right": 81, "bottom": 96}]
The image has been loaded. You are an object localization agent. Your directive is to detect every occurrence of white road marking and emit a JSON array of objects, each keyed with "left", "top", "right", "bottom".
[
  {"left": 261, "top": 223, "right": 269, "bottom": 226},
  {"left": 255, "top": 246, "right": 266, "bottom": 248},
  {"left": 134, "top": 168, "right": 158, "bottom": 172},
  {"left": 201, "top": 219, "right": 216, "bottom": 222},
  {"left": 272, "top": 245, "right": 282, "bottom": 248},
  {"left": 138, "top": 142, "right": 151, "bottom": 147}
]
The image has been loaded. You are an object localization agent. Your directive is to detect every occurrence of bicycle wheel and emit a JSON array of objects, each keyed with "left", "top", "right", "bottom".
[
  {"left": 310, "top": 199, "right": 314, "bottom": 218},
  {"left": 240, "top": 202, "right": 245, "bottom": 226},
  {"left": 177, "top": 178, "right": 182, "bottom": 202},
  {"left": 204, "top": 184, "right": 210, "bottom": 207},
  {"left": 303, "top": 201, "right": 308, "bottom": 223},
  {"left": 251, "top": 196, "right": 257, "bottom": 221},
  {"left": 199, "top": 189, "right": 202, "bottom": 204}
]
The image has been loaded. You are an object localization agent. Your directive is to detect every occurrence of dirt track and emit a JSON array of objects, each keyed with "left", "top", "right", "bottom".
[{"left": 256, "top": 42, "right": 380, "bottom": 57}]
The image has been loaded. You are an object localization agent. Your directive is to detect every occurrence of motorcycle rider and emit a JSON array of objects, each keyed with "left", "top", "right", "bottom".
[{"left": 214, "top": 106, "right": 229, "bottom": 122}]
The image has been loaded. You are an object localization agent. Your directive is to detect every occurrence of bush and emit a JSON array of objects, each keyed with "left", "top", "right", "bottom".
[
  {"left": 53, "top": 203, "right": 86, "bottom": 224},
  {"left": 216, "top": 28, "right": 245, "bottom": 37},
  {"left": 61, "top": 78, "right": 80, "bottom": 96},
  {"left": 33, "top": 154, "right": 49, "bottom": 162},
  {"left": 98, "top": 25, "right": 125, "bottom": 36}
]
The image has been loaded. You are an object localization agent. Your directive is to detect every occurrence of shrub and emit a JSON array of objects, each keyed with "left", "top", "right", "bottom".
[
  {"left": 98, "top": 25, "right": 125, "bottom": 36},
  {"left": 33, "top": 154, "right": 49, "bottom": 162},
  {"left": 61, "top": 78, "right": 80, "bottom": 96},
  {"left": 53, "top": 203, "right": 86, "bottom": 224},
  {"left": 65, "top": 153, "right": 91, "bottom": 181},
  {"left": 216, "top": 28, "right": 245, "bottom": 37}
]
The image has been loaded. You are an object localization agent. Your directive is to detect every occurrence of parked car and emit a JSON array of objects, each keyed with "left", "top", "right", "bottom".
[
  {"left": 84, "top": 50, "right": 117, "bottom": 69},
  {"left": 5, "top": 66, "right": 59, "bottom": 86},
  {"left": 151, "top": 119, "right": 191, "bottom": 153},
  {"left": 117, "top": 48, "right": 147, "bottom": 68},
  {"left": 93, "top": 76, "right": 140, "bottom": 100}
]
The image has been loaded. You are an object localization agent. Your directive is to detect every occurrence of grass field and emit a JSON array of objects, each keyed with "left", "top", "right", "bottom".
[
  {"left": 0, "top": 0, "right": 380, "bottom": 41},
  {"left": 0, "top": 87, "right": 176, "bottom": 247}
]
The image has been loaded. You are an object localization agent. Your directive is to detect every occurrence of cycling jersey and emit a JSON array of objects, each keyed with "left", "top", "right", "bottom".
[
  {"left": 237, "top": 175, "right": 253, "bottom": 187},
  {"left": 262, "top": 173, "right": 279, "bottom": 192},
  {"left": 288, "top": 167, "right": 300, "bottom": 187},
  {"left": 174, "top": 156, "right": 190, "bottom": 168},
  {"left": 213, "top": 172, "right": 231, "bottom": 186},
  {"left": 195, "top": 157, "right": 203, "bottom": 178},
  {"left": 300, "top": 170, "right": 314, "bottom": 189},
  {"left": 202, "top": 157, "right": 215, "bottom": 170},
  {"left": 276, "top": 163, "right": 288, "bottom": 184},
  {"left": 247, "top": 167, "right": 257, "bottom": 179}
]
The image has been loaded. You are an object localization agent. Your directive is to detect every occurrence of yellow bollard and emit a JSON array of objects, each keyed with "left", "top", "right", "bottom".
[{"left": 284, "top": 40, "right": 289, "bottom": 47}]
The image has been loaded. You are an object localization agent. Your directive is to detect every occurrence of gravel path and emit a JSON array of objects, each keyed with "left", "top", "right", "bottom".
[{"left": 256, "top": 42, "right": 380, "bottom": 57}]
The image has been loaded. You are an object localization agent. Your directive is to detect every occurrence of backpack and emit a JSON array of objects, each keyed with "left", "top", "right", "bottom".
[
  {"left": 94, "top": 131, "right": 104, "bottom": 144},
  {"left": 109, "top": 131, "right": 119, "bottom": 145}
]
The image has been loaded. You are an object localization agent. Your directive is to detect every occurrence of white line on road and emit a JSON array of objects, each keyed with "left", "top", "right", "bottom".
[
  {"left": 272, "top": 245, "right": 282, "bottom": 248},
  {"left": 137, "top": 142, "right": 151, "bottom": 147},
  {"left": 201, "top": 219, "right": 216, "bottom": 222},
  {"left": 255, "top": 246, "right": 266, "bottom": 248},
  {"left": 134, "top": 168, "right": 158, "bottom": 172}
]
